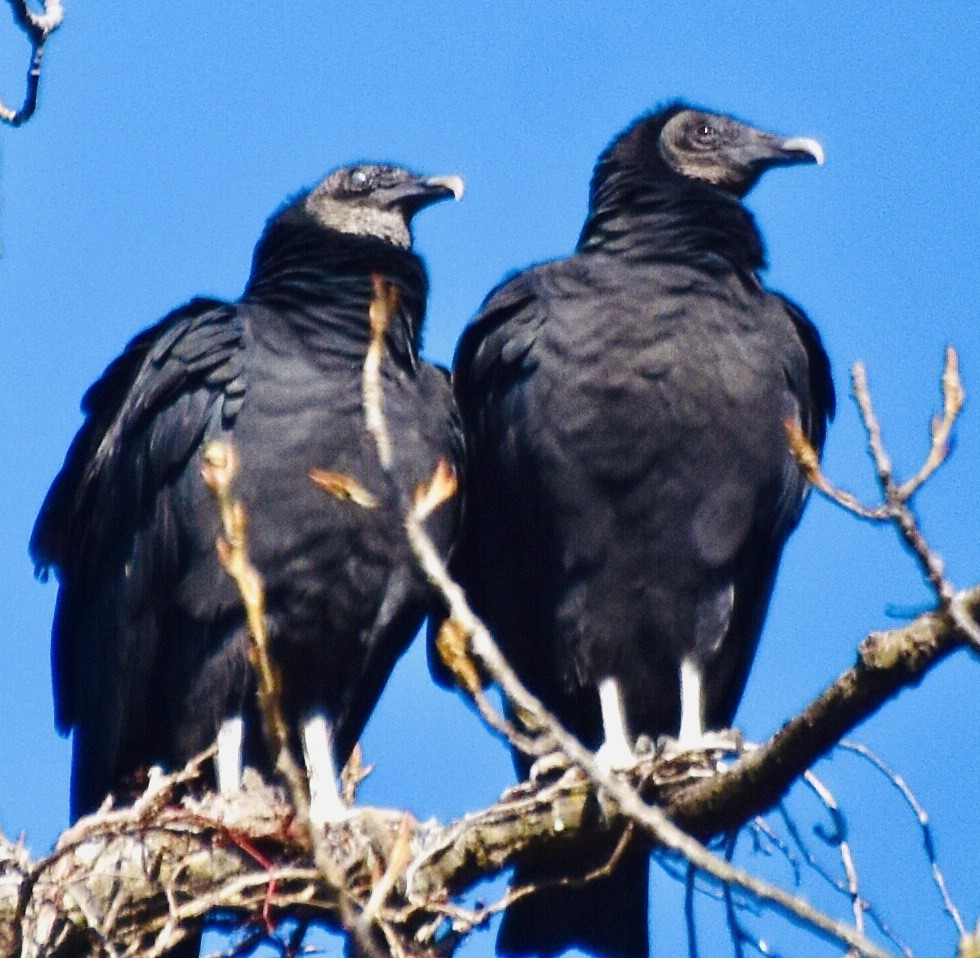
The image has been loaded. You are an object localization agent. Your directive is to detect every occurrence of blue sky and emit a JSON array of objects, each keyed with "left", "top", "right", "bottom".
[{"left": 1, "top": 4, "right": 976, "bottom": 956}]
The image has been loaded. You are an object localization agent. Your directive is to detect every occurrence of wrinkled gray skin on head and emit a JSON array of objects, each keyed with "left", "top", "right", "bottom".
[
  {"left": 659, "top": 109, "right": 824, "bottom": 197},
  {"left": 305, "top": 164, "right": 464, "bottom": 247}
]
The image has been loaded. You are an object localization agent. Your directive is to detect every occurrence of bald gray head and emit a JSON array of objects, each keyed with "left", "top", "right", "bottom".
[
  {"left": 658, "top": 109, "right": 823, "bottom": 197},
  {"left": 305, "top": 164, "right": 464, "bottom": 248}
]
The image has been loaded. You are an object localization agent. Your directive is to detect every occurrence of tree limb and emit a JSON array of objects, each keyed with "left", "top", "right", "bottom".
[
  {"left": 666, "top": 585, "right": 980, "bottom": 837},
  {"left": 1, "top": 0, "right": 63, "bottom": 127},
  {"left": 3, "top": 578, "right": 975, "bottom": 958}
]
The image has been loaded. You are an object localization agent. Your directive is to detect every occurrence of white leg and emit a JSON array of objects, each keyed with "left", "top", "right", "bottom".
[
  {"left": 677, "top": 658, "right": 705, "bottom": 749},
  {"left": 302, "top": 712, "right": 348, "bottom": 826},
  {"left": 216, "top": 716, "right": 244, "bottom": 794},
  {"left": 146, "top": 765, "right": 166, "bottom": 796},
  {"left": 595, "top": 677, "right": 634, "bottom": 770}
]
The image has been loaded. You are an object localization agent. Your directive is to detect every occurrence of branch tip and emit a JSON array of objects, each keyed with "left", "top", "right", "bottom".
[
  {"left": 413, "top": 459, "right": 458, "bottom": 519},
  {"left": 2, "top": 0, "right": 64, "bottom": 127},
  {"left": 435, "top": 618, "right": 484, "bottom": 695},
  {"left": 310, "top": 468, "right": 379, "bottom": 509}
]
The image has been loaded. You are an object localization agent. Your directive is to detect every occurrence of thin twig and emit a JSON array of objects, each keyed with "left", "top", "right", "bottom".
[
  {"left": 851, "top": 362, "right": 894, "bottom": 489},
  {"left": 785, "top": 419, "right": 887, "bottom": 521},
  {"left": 364, "top": 276, "right": 398, "bottom": 471},
  {"left": 851, "top": 361, "right": 957, "bottom": 605},
  {"left": 802, "top": 771, "right": 864, "bottom": 953},
  {"left": 750, "top": 815, "right": 802, "bottom": 888},
  {"left": 773, "top": 796, "right": 912, "bottom": 957},
  {"left": 200, "top": 442, "right": 311, "bottom": 826},
  {"left": 1, "top": 0, "right": 63, "bottom": 126},
  {"left": 359, "top": 814, "right": 414, "bottom": 928},
  {"left": 684, "top": 862, "right": 701, "bottom": 958},
  {"left": 723, "top": 833, "right": 778, "bottom": 958},
  {"left": 896, "top": 346, "right": 965, "bottom": 501},
  {"left": 200, "top": 444, "right": 368, "bottom": 944},
  {"left": 790, "top": 350, "right": 970, "bottom": 623},
  {"left": 839, "top": 739, "right": 967, "bottom": 939}
]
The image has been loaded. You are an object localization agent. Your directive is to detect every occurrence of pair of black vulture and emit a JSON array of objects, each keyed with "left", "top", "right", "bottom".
[{"left": 32, "top": 103, "right": 834, "bottom": 958}]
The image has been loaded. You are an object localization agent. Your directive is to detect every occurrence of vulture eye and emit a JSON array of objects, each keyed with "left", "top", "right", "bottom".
[
  {"left": 349, "top": 169, "right": 370, "bottom": 189},
  {"left": 697, "top": 123, "right": 715, "bottom": 139}
]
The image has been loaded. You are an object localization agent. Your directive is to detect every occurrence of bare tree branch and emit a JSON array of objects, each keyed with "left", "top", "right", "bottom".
[
  {"left": 200, "top": 443, "right": 311, "bottom": 828},
  {"left": 201, "top": 442, "right": 368, "bottom": 949},
  {"left": 839, "top": 741, "right": 967, "bottom": 940},
  {"left": 788, "top": 348, "right": 973, "bottom": 641},
  {"left": 895, "top": 347, "right": 964, "bottom": 502},
  {"left": 1, "top": 0, "right": 63, "bottom": 126},
  {"left": 851, "top": 360, "right": 953, "bottom": 604}
]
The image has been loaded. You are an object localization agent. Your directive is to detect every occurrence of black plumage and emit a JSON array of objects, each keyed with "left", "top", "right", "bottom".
[
  {"left": 32, "top": 163, "right": 465, "bottom": 839},
  {"left": 442, "top": 104, "right": 835, "bottom": 957}
]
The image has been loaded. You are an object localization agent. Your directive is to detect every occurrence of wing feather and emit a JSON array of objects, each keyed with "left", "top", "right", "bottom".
[{"left": 31, "top": 298, "right": 245, "bottom": 815}]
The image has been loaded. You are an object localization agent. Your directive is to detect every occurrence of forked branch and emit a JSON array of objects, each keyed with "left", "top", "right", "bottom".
[
  {"left": 1, "top": 0, "right": 63, "bottom": 126},
  {"left": 788, "top": 347, "right": 976, "bottom": 650}
]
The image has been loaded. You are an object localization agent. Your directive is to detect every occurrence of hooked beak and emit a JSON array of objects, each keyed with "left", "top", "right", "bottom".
[
  {"left": 779, "top": 136, "right": 825, "bottom": 167},
  {"left": 425, "top": 174, "right": 465, "bottom": 201},
  {"left": 731, "top": 128, "right": 825, "bottom": 196},
  {"left": 387, "top": 173, "right": 465, "bottom": 220}
]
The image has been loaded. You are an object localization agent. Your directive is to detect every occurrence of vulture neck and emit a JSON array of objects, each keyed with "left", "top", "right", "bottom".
[
  {"left": 243, "top": 215, "right": 428, "bottom": 356},
  {"left": 576, "top": 174, "right": 768, "bottom": 276}
]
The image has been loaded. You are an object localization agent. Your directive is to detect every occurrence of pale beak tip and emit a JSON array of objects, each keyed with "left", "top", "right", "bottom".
[
  {"left": 784, "top": 137, "right": 825, "bottom": 167},
  {"left": 429, "top": 174, "right": 465, "bottom": 201}
]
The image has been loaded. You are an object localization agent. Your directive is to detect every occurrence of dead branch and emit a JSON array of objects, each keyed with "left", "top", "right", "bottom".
[
  {"left": 201, "top": 443, "right": 365, "bottom": 945},
  {"left": 1, "top": 0, "right": 63, "bottom": 126},
  {"left": 800, "top": 771, "right": 864, "bottom": 950},
  {"left": 789, "top": 348, "right": 975, "bottom": 651},
  {"left": 200, "top": 443, "right": 311, "bottom": 828},
  {"left": 839, "top": 741, "right": 967, "bottom": 939},
  {"left": 894, "top": 347, "right": 964, "bottom": 502},
  {"left": 0, "top": 752, "right": 742, "bottom": 958}
]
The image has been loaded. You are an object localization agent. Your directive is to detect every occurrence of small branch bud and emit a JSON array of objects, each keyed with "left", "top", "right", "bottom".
[
  {"left": 310, "top": 469, "right": 379, "bottom": 509},
  {"left": 413, "top": 459, "right": 458, "bottom": 520}
]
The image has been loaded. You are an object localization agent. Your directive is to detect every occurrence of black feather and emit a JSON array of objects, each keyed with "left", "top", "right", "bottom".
[
  {"left": 443, "top": 104, "right": 834, "bottom": 958},
  {"left": 32, "top": 163, "right": 463, "bottom": 958}
]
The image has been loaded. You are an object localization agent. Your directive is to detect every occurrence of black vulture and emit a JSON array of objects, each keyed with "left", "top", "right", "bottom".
[
  {"left": 32, "top": 163, "right": 463, "bottom": 840},
  {"left": 440, "top": 104, "right": 835, "bottom": 957}
]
